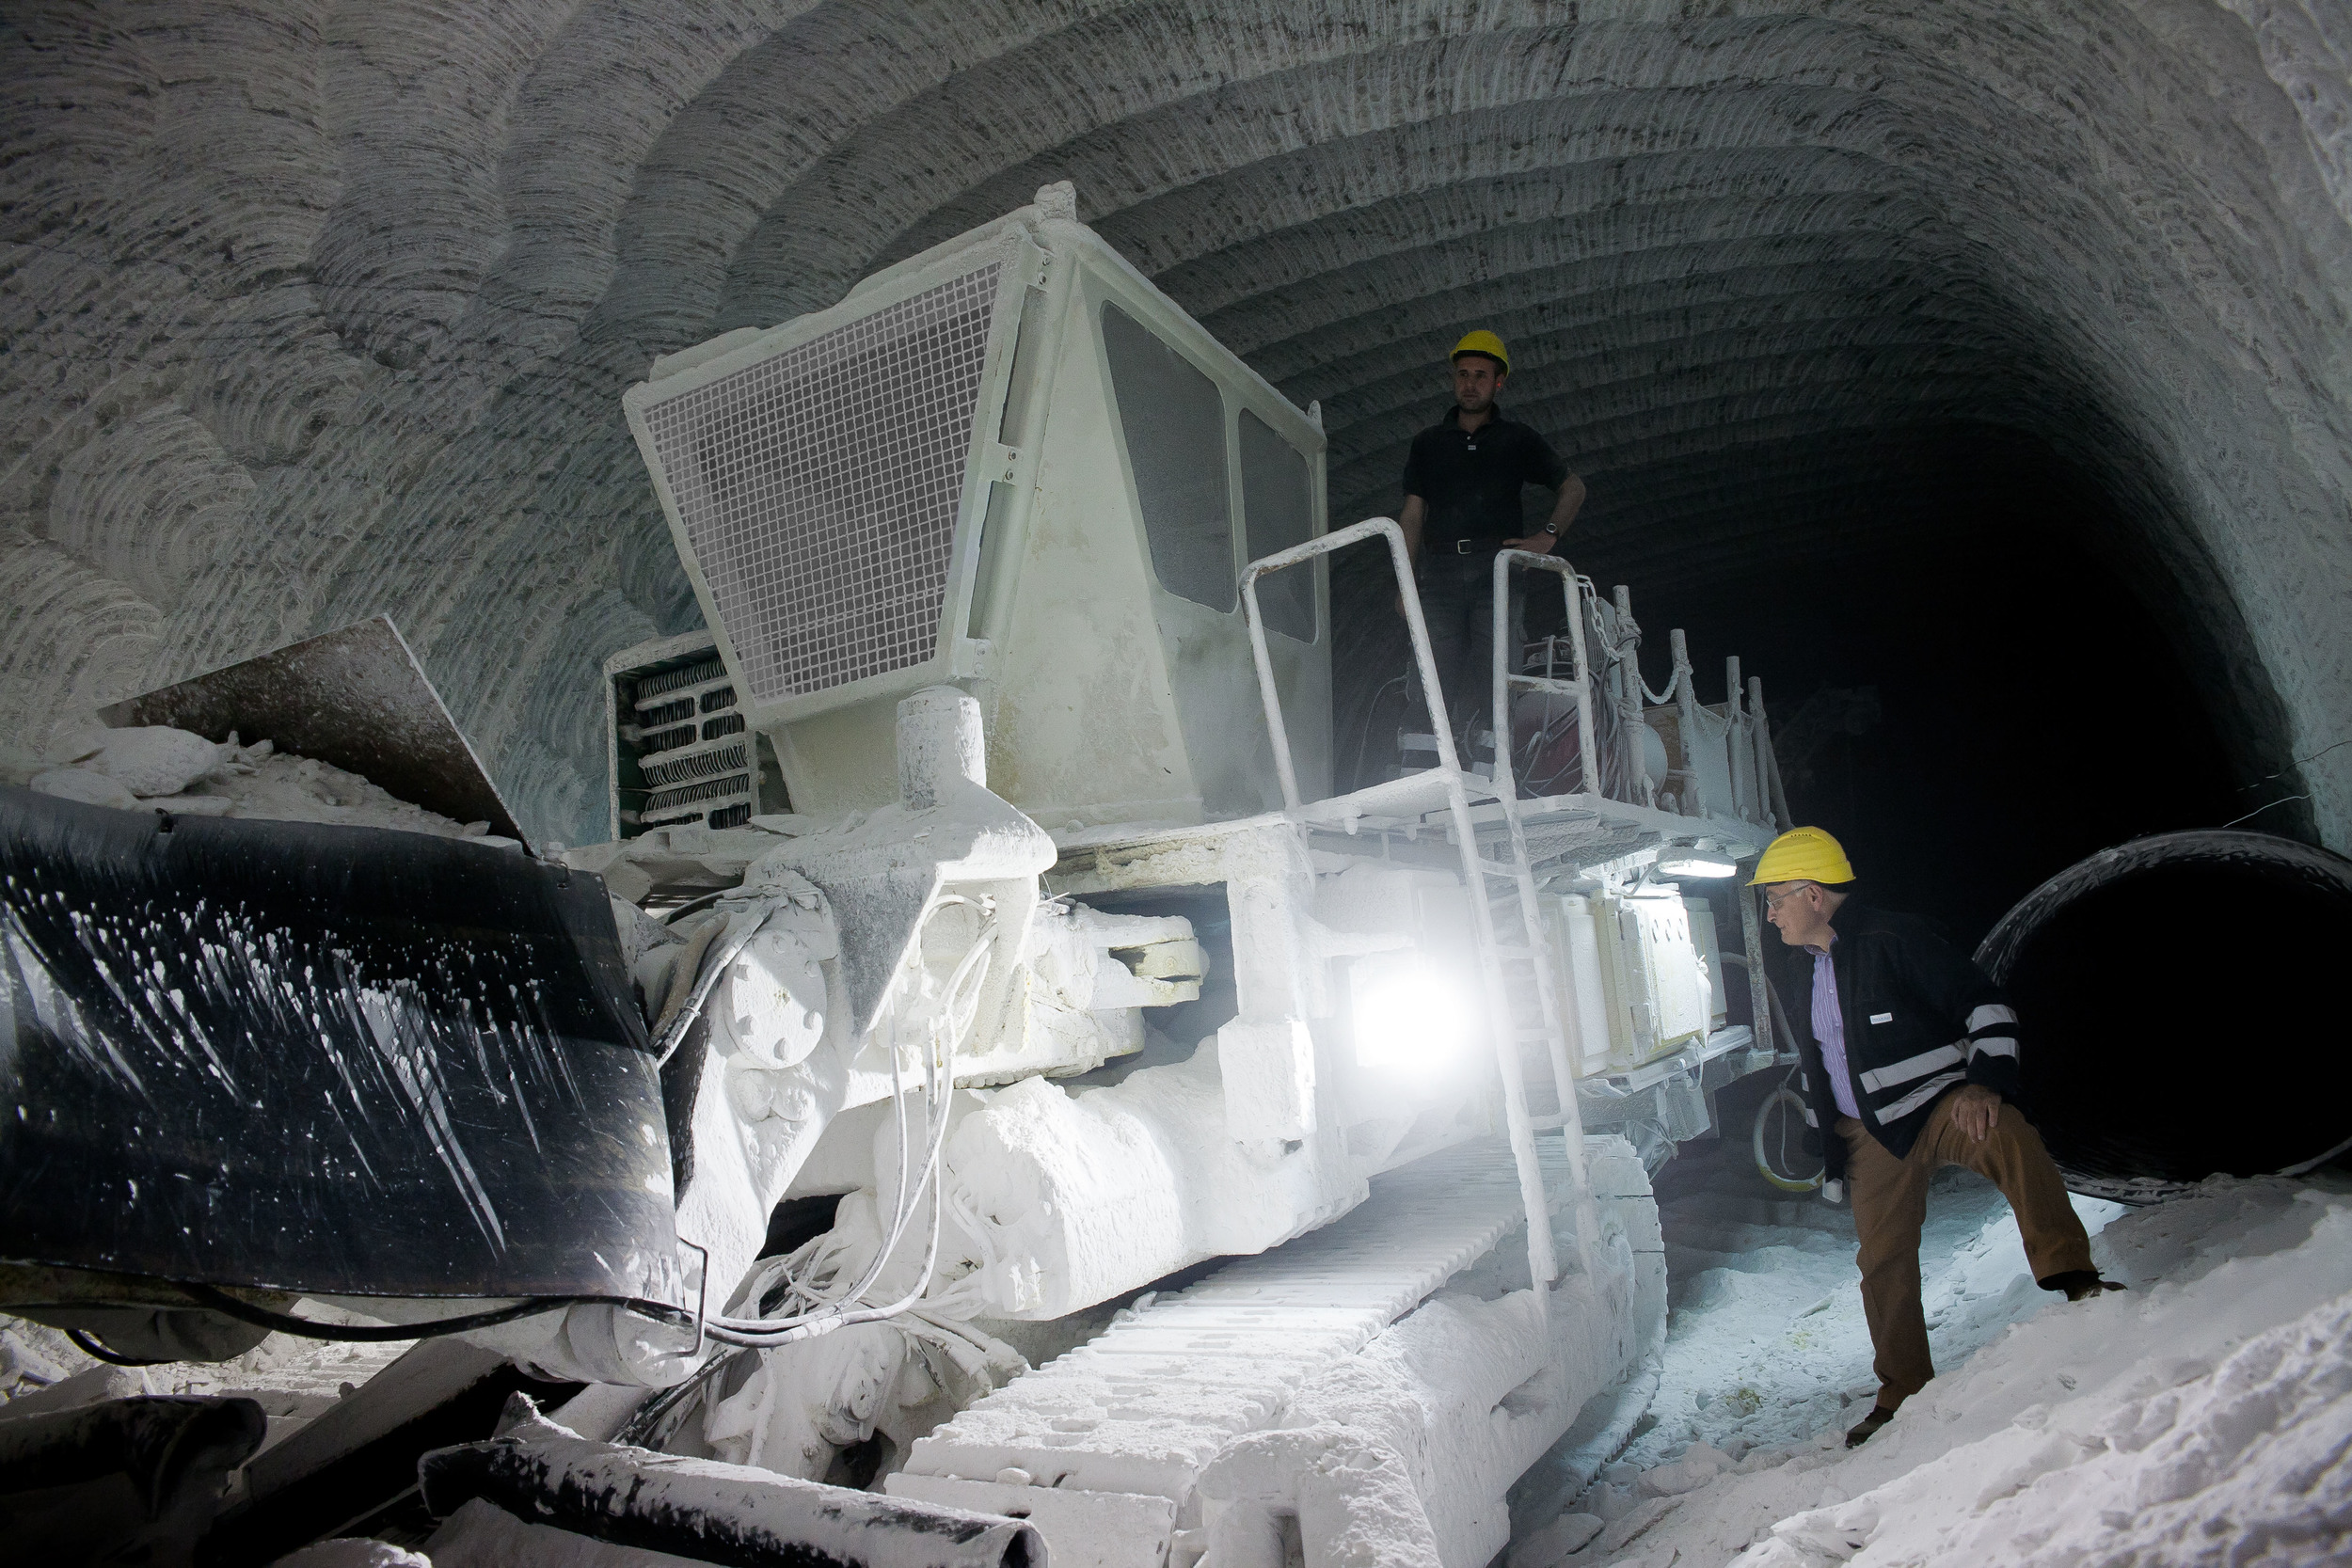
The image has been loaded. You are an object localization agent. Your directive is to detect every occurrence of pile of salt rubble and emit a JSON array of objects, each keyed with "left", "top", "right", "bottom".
[
  {"left": 1512, "top": 1172, "right": 2352, "bottom": 1568},
  {"left": 4, "top": 724, "right": 513, "bottom": 846}
]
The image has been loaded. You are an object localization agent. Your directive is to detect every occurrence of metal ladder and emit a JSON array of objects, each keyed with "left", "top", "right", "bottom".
[
  {"left": 1239, "top": 519, "right": 1593, "bottom": 1306},
  {"left": 1483, "top": 548, "right": 1605, "bottom": 1277}
]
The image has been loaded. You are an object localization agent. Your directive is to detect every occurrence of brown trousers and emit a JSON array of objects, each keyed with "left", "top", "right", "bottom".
[{"left": 1838, "top": 1094, "right": 2093, "bottom": 1410}]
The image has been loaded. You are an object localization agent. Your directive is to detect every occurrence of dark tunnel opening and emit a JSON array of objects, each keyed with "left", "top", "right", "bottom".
[{"left": 1332, "top": 424, "right": 2253, "bottom": 951}]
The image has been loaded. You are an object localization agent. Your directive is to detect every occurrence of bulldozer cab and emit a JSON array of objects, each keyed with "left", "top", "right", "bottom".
[{"left": 624, "top": 183, "right": 1331, "bottom": 831}]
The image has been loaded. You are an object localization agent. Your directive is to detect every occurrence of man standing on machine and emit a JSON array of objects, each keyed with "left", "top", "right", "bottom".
[{"left": 1397, "top": 331, "right": 1586, "bottom": 758}]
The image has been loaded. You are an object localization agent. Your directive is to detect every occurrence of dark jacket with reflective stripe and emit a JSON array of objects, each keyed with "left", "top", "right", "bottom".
[{"left": 1772, "top": 898, "right": 2022, "bottom": 1178}]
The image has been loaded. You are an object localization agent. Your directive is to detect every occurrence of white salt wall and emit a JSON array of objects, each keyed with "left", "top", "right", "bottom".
[{"left": 3, "top": 3, "right": 2348, "bottom": 847}]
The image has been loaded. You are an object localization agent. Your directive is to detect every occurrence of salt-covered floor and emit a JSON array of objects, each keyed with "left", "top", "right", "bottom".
[
  {"left": 1509, "top": 1096, "right": 2352, "bottom": 1567},
  {"left": 8, "top": 1095, "right": 2350, "bottom": 1568}
]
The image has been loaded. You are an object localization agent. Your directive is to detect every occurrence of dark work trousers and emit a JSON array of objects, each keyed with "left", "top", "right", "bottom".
[
  {"left": 1412, "top": 551, "right": 1522, "bottom": 754},
  {"left": 1838, "top": 1095, "right": 2095, "bottom": 1411}
]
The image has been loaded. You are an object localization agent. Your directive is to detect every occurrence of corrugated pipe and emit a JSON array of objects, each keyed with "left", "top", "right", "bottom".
[{"left": 1975, "top": 829, "right": 2352, "bottom": 1200}]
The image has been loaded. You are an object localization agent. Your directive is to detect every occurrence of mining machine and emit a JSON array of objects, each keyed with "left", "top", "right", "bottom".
[{"left": 0, "top": 185, "right": 1792, "bottom": 1568}]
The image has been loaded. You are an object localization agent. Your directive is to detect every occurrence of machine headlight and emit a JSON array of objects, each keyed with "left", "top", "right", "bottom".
[
  {"left": 1657, "top": 843, "right": 1739, "bottom": 879},
  {"left": 1350, "top": 954, "right": 1475, "bottom": 1076}
]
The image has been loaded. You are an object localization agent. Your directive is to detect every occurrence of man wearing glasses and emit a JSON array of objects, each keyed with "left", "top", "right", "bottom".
[{"left": 1756, "top": 826, "right": 2120, "bottom": 1449}]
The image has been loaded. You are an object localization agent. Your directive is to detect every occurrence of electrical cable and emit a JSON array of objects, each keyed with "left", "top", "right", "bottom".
[
  {"left": 1351, "top": 673, "right": 1410, "bottom": 789},
  {"left": 652, "top": 898, "right": 795, "bottom": 1068},
  {"left": 620, "top": 896, "right": 1001, "bottom": 1446},
  {"left": 655, "top": 889, "right": 729, "bottom": 925},
  {"left": 696, "top": 899, "right": 995, "bottom": 1345},
  {"left": 180, "top": 1284, "right": 692, "bottom": 1342},
  {"left": 67, "top": 1328, "right": 172, "bottom": 1367}
]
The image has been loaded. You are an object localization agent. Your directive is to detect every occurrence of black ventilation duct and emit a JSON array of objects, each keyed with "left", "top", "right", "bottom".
[{"left": 1977, "top": 830, "right": 2352, "bottom": 1198}]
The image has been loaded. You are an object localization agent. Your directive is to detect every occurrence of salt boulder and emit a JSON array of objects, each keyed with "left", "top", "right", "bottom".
[
  {"left": 80, "top": 726, "right": 222, "bottom": 797},
  {"left": 30, "top": 767, "right": 139, "bottom": 810},
  {"left": 1635, "top": 1443, "right": 1733, "bottom": 1497},
  {"left": 0, "top": 739, "right": 42, "bottom": 787},
  {"left": 1507, "top": 1511, "right": 1602, "bottom": 1566}
]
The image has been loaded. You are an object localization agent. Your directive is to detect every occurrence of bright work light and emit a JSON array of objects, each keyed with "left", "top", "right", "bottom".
[
  {"left": 1350, "top": 954, "right": 1474, "bottom": 1076},
  {"left": 1657, "top": 844, "right": 1738, "bottom": 879}
]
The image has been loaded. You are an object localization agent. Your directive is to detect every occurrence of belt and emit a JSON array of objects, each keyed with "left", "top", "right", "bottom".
[{"left": 1451, "top": 535, "right": 1510, "bottom": 555}]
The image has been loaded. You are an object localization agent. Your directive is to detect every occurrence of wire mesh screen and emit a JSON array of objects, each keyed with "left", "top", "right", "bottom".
[{"left": 641, "top": 264, "right": 1002, "bottom": 702}]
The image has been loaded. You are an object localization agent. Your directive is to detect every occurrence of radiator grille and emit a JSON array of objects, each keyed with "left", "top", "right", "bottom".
[
  {"left": 641, "top": 741, "right": 748, "bottom": 789},
  {"left": 645, "top": 773, "right": 753, "bottom": 814},
  {"left": 641, "top": 264, "right": 1002, "bottom": 704},
  {"left": 637, "top": 657, "right": 728, "bottom": 702}
]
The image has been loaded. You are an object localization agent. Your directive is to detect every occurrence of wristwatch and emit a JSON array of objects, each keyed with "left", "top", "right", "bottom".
[{"left": 1540, "top": 522, "right": 1558, "bottom": 535}]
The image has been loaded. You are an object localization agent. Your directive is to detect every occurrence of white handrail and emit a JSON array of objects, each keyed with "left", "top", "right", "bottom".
[
  {"left": 1487, "top": 548, "right": 1597, "bottom": 801},
  {"left": 1240, "top": 516, "right": 1471, "bottom": 810},
  {"left": 1241, "top": 518, "right": 1560, "bottom": 1291}
]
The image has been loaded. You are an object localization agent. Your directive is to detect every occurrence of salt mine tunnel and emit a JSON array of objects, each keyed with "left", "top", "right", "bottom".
[{"left": 3, "top": 5, "right": 2350, "bottom": 1567}]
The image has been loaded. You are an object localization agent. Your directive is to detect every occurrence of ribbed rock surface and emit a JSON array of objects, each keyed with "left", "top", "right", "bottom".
[{"left": 3, "top": 2, "right": 2346, "bottom": 846}]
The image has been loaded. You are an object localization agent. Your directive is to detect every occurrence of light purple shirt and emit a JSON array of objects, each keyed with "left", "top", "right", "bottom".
[{"left": 1810, "top": 937, "right": 1862, "bottom": 1120}]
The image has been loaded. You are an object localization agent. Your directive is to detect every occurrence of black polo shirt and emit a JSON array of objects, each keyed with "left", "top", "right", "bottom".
[{"left": 1400, "top": 404, "right": 1570, "bottom": 550}]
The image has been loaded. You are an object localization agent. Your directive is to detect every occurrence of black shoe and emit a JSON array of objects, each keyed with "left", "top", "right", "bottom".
[
  {"left": 1845, "top": 1405, "right": 1895, "bottom": 1448},
  {"left": 2042, "top": 1269, "right": 2128, "bottom": 1303}
]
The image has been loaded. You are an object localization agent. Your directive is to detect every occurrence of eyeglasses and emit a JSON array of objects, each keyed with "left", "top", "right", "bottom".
[{"left": 1763, "top": 886, "right": 1814, "bottom": 911}]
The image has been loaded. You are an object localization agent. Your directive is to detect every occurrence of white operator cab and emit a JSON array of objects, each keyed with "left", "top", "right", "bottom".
[{"left": 623, "top": 182, "right": 1329, "bottom": 832}]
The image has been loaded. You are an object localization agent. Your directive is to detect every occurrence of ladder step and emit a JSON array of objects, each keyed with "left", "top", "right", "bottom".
[{"left": 1525, "top": 1114, "right": 1568, "bottom": 1132}]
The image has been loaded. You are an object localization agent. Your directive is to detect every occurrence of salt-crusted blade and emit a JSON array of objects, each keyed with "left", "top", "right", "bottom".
[
  {"left": 420, "top": 1402, "right": 1044, "bottom": 1567},
  {"left": 99, "top": 615, "right": 528, "bottom": 847},
  {"left": 0, "top": 786, "right": 679, "bottom": 1307}
]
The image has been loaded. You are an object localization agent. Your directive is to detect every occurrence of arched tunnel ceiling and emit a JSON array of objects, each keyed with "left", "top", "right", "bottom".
[{"left": 3, "top": 1, "right": 2348, "bottom": 847}]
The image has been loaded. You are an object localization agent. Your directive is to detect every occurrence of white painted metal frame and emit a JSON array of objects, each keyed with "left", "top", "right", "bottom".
[{"left": 1242, "top": 518, "right": 1573, "bottom": 1299}]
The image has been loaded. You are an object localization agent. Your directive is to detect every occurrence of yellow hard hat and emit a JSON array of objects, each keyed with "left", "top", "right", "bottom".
[
  {"left": 1450, "top": 330, "right": 1509, "bottom": 372},
  {"left": 1749, "top": 826, "right": 1856, "bottom": 886}
]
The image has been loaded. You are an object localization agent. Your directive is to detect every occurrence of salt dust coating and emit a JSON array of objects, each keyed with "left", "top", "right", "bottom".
[
  {"left": 1502, "top": 1138, "right": 2352, "bottom": 1568},
  {"left": 2, "top": 16, "right": 2346, "bottom": 1552},
  {"left": 892, "top": 1134, "right": 1662, "bottom": 1567},
  {"left": 17, "top": 721, "right": 504, "bottom": 844},
  {"left": 2, "top": 5, "right": 2347, "bottom": 850}
]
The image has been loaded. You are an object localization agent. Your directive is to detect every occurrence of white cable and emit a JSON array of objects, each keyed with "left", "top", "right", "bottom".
[
  {"left": 702, "top": 899, "right": 996, "bottom": 1346},
  {"left": 767, "top": 897, "right": 988, "bottom": 1316},
  {"left": 699, "top": 917, "right": 959, "bottom": 1342}
]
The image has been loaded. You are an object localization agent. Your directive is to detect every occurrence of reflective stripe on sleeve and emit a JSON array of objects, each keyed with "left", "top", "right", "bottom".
[
  {"left": 1967, "top": 1004, "right": 2018, "bottom": 1032},
  {"left": 1879, "top": 1069, "right": 1966, "bottom": 1122},
  {"left": 1801, "top": 1104, "right": 1818, "bottom": 1126},
  {"left": 1970, "top": 1036, "right": 2020, "bottom": 1059},
  {"left": 1859, "top": 1043, "right": 1964, "bottom": 1093}
]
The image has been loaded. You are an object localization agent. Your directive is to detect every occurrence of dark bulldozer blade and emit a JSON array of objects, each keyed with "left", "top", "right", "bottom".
[{"left": 0, "top": 786, "right": 681, "bottom": 1308}]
